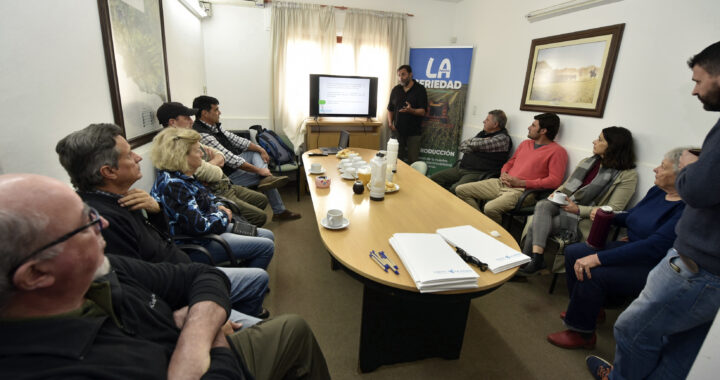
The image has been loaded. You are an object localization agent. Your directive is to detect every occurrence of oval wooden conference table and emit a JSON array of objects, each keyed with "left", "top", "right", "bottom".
[{"left": 302, "top": 148, "right": 520, "bottom": 372}]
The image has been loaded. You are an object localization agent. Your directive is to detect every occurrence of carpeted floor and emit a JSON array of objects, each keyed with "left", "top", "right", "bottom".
[{"left": 261, "top": 186, "right": 617, "bottom": 379}]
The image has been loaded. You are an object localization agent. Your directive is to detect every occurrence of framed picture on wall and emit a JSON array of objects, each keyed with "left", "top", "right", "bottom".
[
  {"left": 520, "top": 23, "right": 624, "bottom": 118},
  {"left": 98, "top": 0, "right": 171, "bottom": 147}
]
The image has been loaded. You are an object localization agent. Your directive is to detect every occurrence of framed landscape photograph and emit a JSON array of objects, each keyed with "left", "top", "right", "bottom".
[
  {"left": 520, "top": 24, "right": 625, "bottom": 118},
  {"left": 98, "top": 0, "right": 171, "bottom": 147}
]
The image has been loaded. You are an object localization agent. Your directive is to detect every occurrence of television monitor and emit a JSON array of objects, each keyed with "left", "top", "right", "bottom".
[{"left": 309, "top": 74, "right": 378, "bottom": 118}]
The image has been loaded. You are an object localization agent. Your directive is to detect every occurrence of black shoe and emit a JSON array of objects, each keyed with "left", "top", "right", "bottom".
[
  {"left": 256, "top": 307, "right": 270, "bottom": 319},
  {"left": 517, "top": 257, "right": 547, "bottom": 276}
]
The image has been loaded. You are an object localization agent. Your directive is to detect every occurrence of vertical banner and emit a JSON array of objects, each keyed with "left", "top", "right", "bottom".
[{"left": 409, "top": 47, "right": 473, "bottom": 175}]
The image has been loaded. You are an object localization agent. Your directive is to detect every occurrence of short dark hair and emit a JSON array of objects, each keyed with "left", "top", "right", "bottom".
[
  {"left": 397, "top": 64, "right": 412, "bottom": 74},
  {"left": 192, "top": 95, "right": 219, "bottom": 119},
  {"left": 56, "top": 124, "right": 123, "bottom": 191},
  {"left": 600, "top": 126, "right": 636, "bottom": 170},
  {"left": 488, "top": 109, "right": 507, "bottom": 129},
  {"left": 687, "top": 41, "right": 720, "bottom": 76},
  {"left": 534, "top": 113, "right": 560, "bottom": 140}
]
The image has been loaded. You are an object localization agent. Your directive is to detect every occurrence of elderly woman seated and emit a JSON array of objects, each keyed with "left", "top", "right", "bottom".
[
  {"left": 150, "top": 127, "right": 275, "bottom": 269},
  {"left": 546, "top": 147, "right": 689, "bottom": 349},
  {"left": 519, "top": 127, "right": 638, "bottom": 275}
]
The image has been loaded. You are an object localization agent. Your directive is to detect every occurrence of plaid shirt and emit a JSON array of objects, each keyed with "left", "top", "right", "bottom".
[
  {"left": 196, "top": 120, "right": 251, "bottom": 169},
  {"left": 459, "top": 132, "right": 511, "bottom": 153}
]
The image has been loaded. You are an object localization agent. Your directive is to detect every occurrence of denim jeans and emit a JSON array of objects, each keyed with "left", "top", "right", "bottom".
[
  {"left": 563, "top": 241, "right": 653, "bottom": 332},
  {"left": 202, "top": 226, "right": 275, "bottom": 269},
  {"left": 218, "top": 267, "right": 268, "bottom": 328},
  {"left": 228, "top": 151, "right": 286, "bottom": 214},
  {"left": 611, "top": 248, "right": 720, "bottom": 380}
]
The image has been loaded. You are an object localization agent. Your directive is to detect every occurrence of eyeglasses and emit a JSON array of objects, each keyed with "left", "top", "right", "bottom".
[
  {"left": 456, "top": 247, "right": 488, "bottom": 272},
  {"left": 8, "top": 205, "right": 102, "bottom": 279},
  {"left": 29, "top": 204, "right": 102, "bottom": 258}
]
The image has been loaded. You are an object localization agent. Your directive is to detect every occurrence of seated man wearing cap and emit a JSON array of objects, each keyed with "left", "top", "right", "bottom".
[
  {"left": 157, "top": 102, "right": 269, "bottom": 227},
  {"left": 0, "top": 173, "right": 330, "bottom": 380},
  {"left": 192, "top": 95, "right": 301, "bottom": 221}
]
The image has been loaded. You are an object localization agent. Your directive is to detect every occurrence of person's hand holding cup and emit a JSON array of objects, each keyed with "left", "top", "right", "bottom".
[{"left": 551, "top": 191, "right": 568, "bottom": 204}]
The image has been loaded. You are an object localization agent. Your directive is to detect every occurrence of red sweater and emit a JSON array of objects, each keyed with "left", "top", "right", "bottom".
[{"left": 501, "top": 139, "right": 568, "bottom": 189}]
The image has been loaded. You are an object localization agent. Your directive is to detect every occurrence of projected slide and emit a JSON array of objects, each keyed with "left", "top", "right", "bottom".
[{"left": 318, "top": 76, "right": 370, "bottom": 115}]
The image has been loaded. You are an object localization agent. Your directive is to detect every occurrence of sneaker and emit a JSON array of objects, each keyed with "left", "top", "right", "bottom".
[
  {"left": 547, "top": 329, "right": 596, "bottom": 349},
  {"left": 516, "top": 258, "right": 547, "bottom": 276},
  {"left": 560, "top": 309, "right": 606, "bottom": 324},
  {"left": 257, "top": 175, "right": 289, "bottom": 191},
  {"left": 586, "top": 355, "right": 613, "bottom": 380},
  {"left": 272, "top": 209, "right": 301, "bottom": 221}
]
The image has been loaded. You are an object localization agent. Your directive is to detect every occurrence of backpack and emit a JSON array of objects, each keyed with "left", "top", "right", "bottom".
[{"left": 249, "top": 125, "right": 295, "bottom": 166}]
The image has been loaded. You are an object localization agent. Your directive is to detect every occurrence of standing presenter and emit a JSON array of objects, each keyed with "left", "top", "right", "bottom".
[{"left": 387, "top": 64, "right": 428, "bottom": 164}]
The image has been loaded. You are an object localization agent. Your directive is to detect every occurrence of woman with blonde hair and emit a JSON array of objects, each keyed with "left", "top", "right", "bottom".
[{"left": 150, "top": 127, "right": 274, "bottom": 269}]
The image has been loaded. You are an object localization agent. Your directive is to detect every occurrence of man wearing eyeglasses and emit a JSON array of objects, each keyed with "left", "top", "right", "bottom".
[
  {"left": 56, "top": 124, "right": 270, "bottom": 326},
  {"left": 0, "top": 173, "right": 330, "bottom": 379}
]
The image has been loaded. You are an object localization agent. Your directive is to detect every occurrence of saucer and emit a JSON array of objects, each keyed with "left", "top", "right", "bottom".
[
  {"left": 308, "top": 168, "right": 325, "bottom": 175},
  {"left": 366, "top": 183, "right": 400, "bottom": 193},
  {"left": 341, "top": 174, "right": 356, "bottom": 180},
  {"left": 321, "top": 217, "right": 350, "bottom": 230},
  {"left": 549, "top": 198, "right": 568, "bottom": 206}
]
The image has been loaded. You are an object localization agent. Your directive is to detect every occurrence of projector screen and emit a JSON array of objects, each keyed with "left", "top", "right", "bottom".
[{"left": 309, "top": 74, "right": 378, "bottom": 117}]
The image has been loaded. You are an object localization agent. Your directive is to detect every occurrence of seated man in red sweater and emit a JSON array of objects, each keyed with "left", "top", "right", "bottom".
[{"left": 456, "top": 113, "right": 568, "bottom": 224}]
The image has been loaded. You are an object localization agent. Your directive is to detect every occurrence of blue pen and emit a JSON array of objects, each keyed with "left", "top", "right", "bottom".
[
  {"left": 378, "top": 251, "right": 400, "bottom": 271},
  {"left": 376, "top": 251, "right": 399, "bottom": 275},
  {"left": 369, "top": 252, "right": 388, "bottom": 272},
  {"left": 370, "top": 251, "right": 392, "bottom": 272}
]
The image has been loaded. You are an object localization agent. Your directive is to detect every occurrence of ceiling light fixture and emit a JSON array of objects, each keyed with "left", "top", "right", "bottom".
[{"left": 526, "top": 0, "right": 622, "bottom": 22}]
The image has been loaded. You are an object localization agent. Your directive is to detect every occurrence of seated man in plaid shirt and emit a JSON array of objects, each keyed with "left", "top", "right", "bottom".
[
  {"left": 192, "top": 95, "right": 301, "bottom": 221},
  {"left": 430, "top": 109, "right": 512, "bottom": 194}
]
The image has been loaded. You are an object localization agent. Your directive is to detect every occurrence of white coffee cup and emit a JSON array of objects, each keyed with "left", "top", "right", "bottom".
[
  {"left": 327, "top": 209, "right": 343, "bottom": 227},
  {"left": 352, "top": 160, "right": 367, "bottom": 168},
  {"left": 344, "top": 167, "right": 357, "bottom": 178},
  {"left": 340, "top": 158, "right": 352, "bottom": 166},
  {"left": 552, "top": 192, "right": 568, "bottom": 203},
  {"left": 351, "top": 156, "right": 363, "bottom": 163},
  {"left": 348, "top": 153, "right": 359, "bottom": 159},
  {"left": 310, "top": 162, "right": 322, "bottom": 173}
]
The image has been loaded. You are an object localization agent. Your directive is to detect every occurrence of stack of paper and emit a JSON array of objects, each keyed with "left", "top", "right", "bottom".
[
  {"left": 389, "top": 233, "right": 479, "bottom": 293},
  {"left": 436, "top": 225, "right": 530, "bottom": 273}
]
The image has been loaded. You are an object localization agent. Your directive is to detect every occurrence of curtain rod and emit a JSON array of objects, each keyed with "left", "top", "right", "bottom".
[{"left": 262, "top": 1, "right": 414, "bottom": 17}]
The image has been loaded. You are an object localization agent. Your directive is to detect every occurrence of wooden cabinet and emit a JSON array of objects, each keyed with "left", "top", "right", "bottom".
[{"left": 305, "top": 118, "right": 382, "bottom": 150}]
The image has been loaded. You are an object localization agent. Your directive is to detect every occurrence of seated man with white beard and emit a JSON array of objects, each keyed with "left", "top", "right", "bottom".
[{"left": 0, "top": 174, "right": 330, "bottom": 380}]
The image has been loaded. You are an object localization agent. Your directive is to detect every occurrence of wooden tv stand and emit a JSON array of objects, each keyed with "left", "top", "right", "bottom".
[{"left": 305, "top": 118, "right": 382, "bottom": 150}]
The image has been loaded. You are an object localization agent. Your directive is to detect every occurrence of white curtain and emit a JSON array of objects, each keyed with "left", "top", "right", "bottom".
[
  {"left": 343, "top": 9, "right": 407, "bottom": 149},
  {"left": 270, "top": 2, "right": 335, "bottom": 151}
]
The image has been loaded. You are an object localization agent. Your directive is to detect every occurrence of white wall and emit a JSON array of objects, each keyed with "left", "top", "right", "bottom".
[
  {"left": 0, "top": 0, "right": 205, "bottom": 191},
  {"left": 201, "top": 0, "right": 457, "bottom": 130},
  {"left": 453, "top": 0, "right": 720, "bottom": 199}
]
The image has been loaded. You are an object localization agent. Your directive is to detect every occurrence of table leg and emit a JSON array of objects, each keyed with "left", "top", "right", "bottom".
[{"left": 358, "top": 284, "right": 470, "bottom": 372}]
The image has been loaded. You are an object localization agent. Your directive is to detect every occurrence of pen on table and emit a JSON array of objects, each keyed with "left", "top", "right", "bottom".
[
  {"left": 369, "top": 252, "right": 388, "bottom": 272},
  {"left": 374, "top": 250, "right": 399, "bottom": 275},
  {"left": 370, "top": 251, "right": 394, "bottom": 273},
  {"left": 378, "top": 251, "right": 399, "bottom": 271}
]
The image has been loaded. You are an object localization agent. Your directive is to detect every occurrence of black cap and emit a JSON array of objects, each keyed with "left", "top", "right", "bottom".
[{"left": 156, "top": 102, "right": 197, "bottom": 126}]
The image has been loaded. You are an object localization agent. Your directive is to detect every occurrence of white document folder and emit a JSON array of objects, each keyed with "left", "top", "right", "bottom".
[
  {"left": 389, "top": 233, "right": 479, "bottom": 293},
  {"left": 436, "top": 225, "right": 530, "bottom": 274}
]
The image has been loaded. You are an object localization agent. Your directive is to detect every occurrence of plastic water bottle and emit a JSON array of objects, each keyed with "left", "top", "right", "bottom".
[
  {"left": 369, "top": 152, "right": 387, "bottom": 201},
  {"left": 386, "top": 138, "right": 399, "bottom": 173}
]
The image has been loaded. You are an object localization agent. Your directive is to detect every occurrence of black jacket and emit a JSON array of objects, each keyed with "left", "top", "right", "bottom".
[
  {"left": 0, "top": 255, "right": 246, "bottom": 379},
  {"left": 80, "top": 191, "right": 191, "bottom": 264}
]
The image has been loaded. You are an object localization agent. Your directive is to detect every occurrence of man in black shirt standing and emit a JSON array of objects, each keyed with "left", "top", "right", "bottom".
[{"left": 387, "top": 64, "right": 428, "bottom": 164}]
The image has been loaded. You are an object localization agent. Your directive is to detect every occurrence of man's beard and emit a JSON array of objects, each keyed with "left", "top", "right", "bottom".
[{"left": 699, "top": 83, "right": 720, "bottom": 111}]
